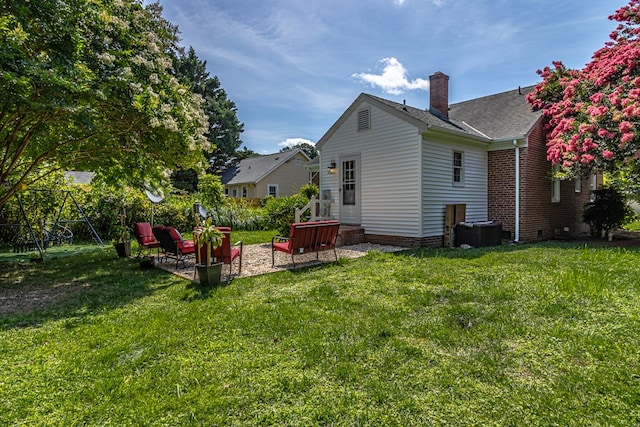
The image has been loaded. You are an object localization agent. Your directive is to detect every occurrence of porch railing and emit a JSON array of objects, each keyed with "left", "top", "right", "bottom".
[{"left": 295, "top": 196, "right": 332, "bottom": 223}]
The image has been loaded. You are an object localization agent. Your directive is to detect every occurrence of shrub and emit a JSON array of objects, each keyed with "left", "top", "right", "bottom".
[
  {"left": 208, "top": 199, "right": 266, "bottom": 231},
  {"left": 583, "top": 187, "right": 633, "bottom": 238},
  {"left": 263, "top": 194, "right": 309, "bottom": 236}
]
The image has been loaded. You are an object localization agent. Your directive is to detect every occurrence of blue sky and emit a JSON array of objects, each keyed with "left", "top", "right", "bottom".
[{"left": 155, "top": 0, "right": 629, "bottom": 154}]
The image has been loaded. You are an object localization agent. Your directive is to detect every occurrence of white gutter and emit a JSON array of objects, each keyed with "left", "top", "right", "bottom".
[{"left": 513, "top": 139, "right": 520, "bottom": 243}]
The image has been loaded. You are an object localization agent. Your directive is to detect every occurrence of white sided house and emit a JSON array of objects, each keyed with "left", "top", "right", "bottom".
[{"left": 316, "top": 72, "right": 593, "bottom": 247}]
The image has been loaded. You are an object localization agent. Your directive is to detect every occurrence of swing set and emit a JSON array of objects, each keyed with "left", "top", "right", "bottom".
[{"left": 0, "top": 188, "right": 103, "bottom": 259}]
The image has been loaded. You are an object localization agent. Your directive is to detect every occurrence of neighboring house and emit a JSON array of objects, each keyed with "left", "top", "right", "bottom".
[
  {"left": 316, "top": 71, "right": 597, "bottom": 247},
  {"left": 221, "top": 149, "right": 311, "bottom": 199}
]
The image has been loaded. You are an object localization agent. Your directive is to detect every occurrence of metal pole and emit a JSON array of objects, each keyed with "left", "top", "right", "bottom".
[{"left": 16, "top": 192, "right": 44, "bottom": 258}]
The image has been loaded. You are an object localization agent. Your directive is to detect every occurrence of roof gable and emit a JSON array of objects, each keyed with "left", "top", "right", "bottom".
[
  {"left": 221, "top": 149, "right": 309, "bottom": 185},
  {"left": 317, "top": 85, "right": 542, "bottom": 148},
  {"left": 317, "top": 93, "right": 466, "bottom": 149}
]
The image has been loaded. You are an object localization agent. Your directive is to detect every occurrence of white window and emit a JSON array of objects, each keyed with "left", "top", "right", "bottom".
[
  {"left": 551, "top": 164, "right": 561, "bottom": 203},
  {"left": 267, "top": 184, "right": 278, "bottom": 197},
  {"left": 242, "top": 186, "right": 247, "bottom": 198},
  {"left": 295, "top": 158, "right": 301, "bottom": 166},
  {"left": 453, "top": 151, "right": 464, "bottom": 186},
  {"left": 357, "top": 108, "right": 370, "bottom": 131}
]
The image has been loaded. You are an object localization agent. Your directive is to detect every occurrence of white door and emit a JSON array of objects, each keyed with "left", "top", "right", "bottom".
[{"left": 339, "top": 155, "right": 361, "bottom": 224}]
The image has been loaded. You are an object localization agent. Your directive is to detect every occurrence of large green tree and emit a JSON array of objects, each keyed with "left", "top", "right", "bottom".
[
  {"left": 174, "top": 47, "right": 243, "bottom": 174},
  {"left": 526, "top": 0, "right": 640, "bottom": 183},
  {"left": 279, "top": 142, "right": 318, "bottom": 159},
  {"left": 0, "top": 0, "right": 208, "bottom": 208}
]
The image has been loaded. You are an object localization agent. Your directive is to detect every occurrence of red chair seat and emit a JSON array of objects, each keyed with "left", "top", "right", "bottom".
[
  {"left": 273, "top": 242, "right": 291, "bottom": 253},
  {"left": 178, "top": 240, "right": 195, "bottom": 254}
]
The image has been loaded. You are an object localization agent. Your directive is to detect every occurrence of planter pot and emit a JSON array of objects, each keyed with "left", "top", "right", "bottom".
[
  {"left": 139, "top": 257, "right": 155, "bottom": 269},
  {"left": 114, "top": 241, "right": 131, "bottom": 258},
  {"left": 196, "top": 263, "right": 223, "bottom": 287}
]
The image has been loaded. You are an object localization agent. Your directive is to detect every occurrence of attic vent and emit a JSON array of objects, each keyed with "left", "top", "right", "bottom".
[{"left": 357, "top": 108, "right": 370, "bottom": 131}]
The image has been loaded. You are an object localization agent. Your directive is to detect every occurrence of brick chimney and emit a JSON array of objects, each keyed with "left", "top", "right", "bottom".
[{"left": 429, "top": 71, "right": 449, "bottom": 120}]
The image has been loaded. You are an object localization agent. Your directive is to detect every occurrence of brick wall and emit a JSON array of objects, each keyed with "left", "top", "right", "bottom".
[
  {"left": 365, "top": 233, "right": 443, "bottom": 248},
  {"left": 488, "top": 120, "right": 592, "bottom": 243},
  {"left": 488, "top": 149, "right": 516, "bottom": 239},
  {"left": 519, "top": 120, "right": 591, "bottom": 242}
]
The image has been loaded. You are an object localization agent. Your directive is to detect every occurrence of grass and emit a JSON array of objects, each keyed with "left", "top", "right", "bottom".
[
  {"left": 0, "top": 229, "right": 277, "bottom": 264},
  {"left": 1, "top": 242, "right": 639, "bottom": 425},
  {"left": 625, "top": 221, "right": 640, "bottom": 231}
]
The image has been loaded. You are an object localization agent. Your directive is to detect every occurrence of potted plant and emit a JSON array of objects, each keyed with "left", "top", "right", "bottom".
[
  {"left": 114, "top": 207, "right": 132, "bottom": 258},
  {"left": 193, "top": 218, "right": 225, "bottom": 286}
]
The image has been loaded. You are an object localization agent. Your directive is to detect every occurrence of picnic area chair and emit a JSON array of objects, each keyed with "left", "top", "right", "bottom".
[
  {"left": 133, "top": 222, "right": 161, "bottom": 257},
  {"left": 152, "top": 225, "right": 196, "bottom": 268},
  {"left": 212, "top": 227, "right": 243, "bottom": 278},
  {"left": 271, "top": 220, "right": 340, "bottom": 267}
]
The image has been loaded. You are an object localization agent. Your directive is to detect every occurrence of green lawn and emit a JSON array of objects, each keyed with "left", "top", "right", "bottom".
[{"left": 1, "top": 242, "right": 639, "bottom": 425}]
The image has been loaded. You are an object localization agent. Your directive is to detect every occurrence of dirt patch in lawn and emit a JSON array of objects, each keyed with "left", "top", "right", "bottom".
[{"left": 0, "top": 279, "right": 88, "bottom": 317}]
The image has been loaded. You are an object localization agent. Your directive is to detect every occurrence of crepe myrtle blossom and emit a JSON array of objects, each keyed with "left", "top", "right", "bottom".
[{"left": 527, "top": 0, "right": 640, "bottom": 176}]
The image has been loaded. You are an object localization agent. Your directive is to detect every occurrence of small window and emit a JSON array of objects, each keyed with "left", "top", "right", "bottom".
[
  {"left": 267, "top": 184, "right": 278, "bottom": 197},
  {"left": 295, "top": 158, "right": 301, "bottom": 166},
  {"left": 232, "top": 189, "right": 237, "bottom": 197},
  {"left": 551, "top": 164, "right": 560, "bottom": 203},
  {"left": 575, "top": 178, "right": 581, "bottom": 193},
  {"left": 357, "top": 108, "right": 370, "bottom": 131},
  {"left": 242, "top": 186, "right": 247, "bottom": 198},
  {"left": 453, "top": 151, "right": 464, "bottom": 186},
  {"left": 224, "top": 188, "right": 229, "bottom": 195}
]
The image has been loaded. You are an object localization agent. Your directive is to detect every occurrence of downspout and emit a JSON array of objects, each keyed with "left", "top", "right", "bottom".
[{"left": 513, "top": 139, "right": 520, "bottom": 243}]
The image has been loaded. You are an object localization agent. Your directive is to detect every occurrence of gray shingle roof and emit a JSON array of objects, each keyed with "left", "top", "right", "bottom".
[
  {"left": 366, "top": 94, "right": 468, "bottom": 134},
  {"left": 448, "top": 85, "right": 540, "bottom": 140},
  {"left": 372, "top": 85, "right": 541, "bottom": 140},
  {"left": 221, "top": 149, "right": 308, "bottom": 185}
]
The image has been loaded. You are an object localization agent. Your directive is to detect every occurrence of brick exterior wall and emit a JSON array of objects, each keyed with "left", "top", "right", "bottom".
[
  {"left": 488, "top": 119, "right": 592, "bottom": 243},
  {"left": 365, "top": 233, "right": 443, "bottom": 248},
  {"left": 488, "top": 149, "right": 516, "bottom": 239}
]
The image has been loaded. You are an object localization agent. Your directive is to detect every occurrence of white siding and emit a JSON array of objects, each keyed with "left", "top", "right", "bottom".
[
  {"left": 320, "top": 101, "right": 423, "bottom": 236},
  {"left": 421, "top": 138, "right": 488, "bottom": 236}
]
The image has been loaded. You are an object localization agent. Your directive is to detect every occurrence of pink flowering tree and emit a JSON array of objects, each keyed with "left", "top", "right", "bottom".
[{"left": 527, "top": 0, "right": 640, "bottom": 181}]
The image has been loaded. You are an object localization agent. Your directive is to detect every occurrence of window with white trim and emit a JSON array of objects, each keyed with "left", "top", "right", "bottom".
[
  {"left": 357, "top": 108, "right": 370, "bottom": 131},
  {"left": 551, "top": 164, "right": 561, "bottom": 203},
  {"left": 232, "top": 189, "right": 237, "bottom": 197},
  {"left": 267, "top": 184, "right": 278, "bottom": 197},
  {"left": 453, "top": 151, "right": 464, "bottom": 186},
  {"left": 242, "top": 186, "right": 247, "bottom": 198}
]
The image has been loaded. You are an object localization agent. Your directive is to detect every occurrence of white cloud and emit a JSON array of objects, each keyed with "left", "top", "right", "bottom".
[
  {"left": 278, "top": 137, "right": 315, "bottom": 148},
  {"left": 352, "top": 57, "right": 429, "bottom": 95}
]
